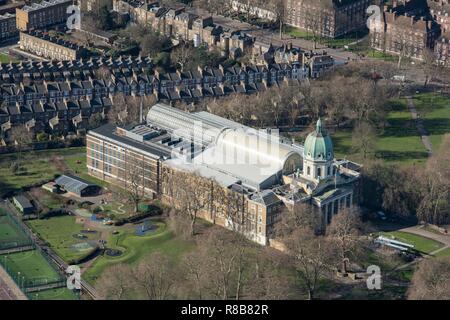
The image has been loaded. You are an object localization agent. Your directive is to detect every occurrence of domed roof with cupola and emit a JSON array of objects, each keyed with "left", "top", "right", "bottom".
[{"left": 303, "top": 118, "right": 334, "bottom": 162}]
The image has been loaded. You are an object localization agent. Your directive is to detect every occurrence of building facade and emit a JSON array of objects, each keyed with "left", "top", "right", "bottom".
[
  {"left": 15, "top": 0, "right": 72, "bottom": 31},
  {"left": 19, "top": 31, "right": 87, "bottom": 61},
  {"left": 369, "top": 7, "right": 440, "bottom": 61},
  {"left": 0, "top": 12, "right": 17, "bottom": 41},
  {"left": 285, "top": 0, "right": 371, "bottom": 38},
  {"left": 86, "top": 103, "right": 361, "bottom": 246}
]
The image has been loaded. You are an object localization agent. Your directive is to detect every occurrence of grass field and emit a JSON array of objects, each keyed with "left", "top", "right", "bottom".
[
  {"left": 0, "top": 215, "right": 30, "bottom": 245},
  {"left": 63, "top": 150, "right": 110, "bottom": 188},
  {"left": 27, "top": 215, "right": 99, "bottom": 263},
  {"left": 332, "top": 99, "right": 428, "bottom": 165},
  {"left": 83, "top": 222, "right": 194, "bottom": 284},
  {"left": 0, "top": 147, "right": 86, "bottom": 196},
  {"left": 30, "top": 288, "right": 79, "bottom": 300},
  {"left": 434, "top": 247, "right": 450, "bottom": 258},
  {"left": 1, "top": 250, "right": 63, "bottom": 286},
  {"left": 379, "top": 231, "right": 444, "bottom": 255},
  {"left": 412, "top": 93, "right": 450, "bottom": 151},
  {"left": 0, "top": 53, "right": 19, "bottom": 63}
]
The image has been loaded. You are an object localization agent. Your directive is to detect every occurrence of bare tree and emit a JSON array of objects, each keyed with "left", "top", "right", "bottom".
[
  {"left": 417, "top": 134, "right": 450, "bottom": 225},
  {"left": 408, "top": 256, "right": 450, "bottom": 300},
  {"left": 96, "top": 263, "right": 134, "bottom": 300},
  {"left": 327, "top": 207, "right": 364, "bottom": 273},
  {"left": 351, "top": 121, "right": 376, "bottom": 160},
  {"left": 133, "top": 251, "right": 179, "bottom": 299},
  {"left": 10, "top": 126, "right": 33, "bottom": 165},
  {"left": 286, "top": 227, "right": 336, "bottom": 300},
  {"left": 125, "top": 156, "right": 145, "bottom": 214}
]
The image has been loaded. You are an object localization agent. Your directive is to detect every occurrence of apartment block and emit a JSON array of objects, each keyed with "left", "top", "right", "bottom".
[
  {"left": 15, "top": 0, "right": 72, "bottom": 31},
  {"left": 0, "top": 12, "right": 17, "bottom": 41},
  {"left": 285, "top": 0, "right": 371, "bottom": 38}
]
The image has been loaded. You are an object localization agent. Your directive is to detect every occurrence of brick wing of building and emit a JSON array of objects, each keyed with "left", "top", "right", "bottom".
[
  {"left": 86, "top": 103, "right": 361, "bottom": 246},
  {"left": 15, "top": 0, "right": 72, "bottom": 32},
  {"left": 286, "top": 0, "right": 371, "bottom": 38}
]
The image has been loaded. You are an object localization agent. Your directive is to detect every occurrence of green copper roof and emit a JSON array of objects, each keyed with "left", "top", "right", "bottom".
[{"left": 303, "top": 118, "right": 334, "bottom": 161}]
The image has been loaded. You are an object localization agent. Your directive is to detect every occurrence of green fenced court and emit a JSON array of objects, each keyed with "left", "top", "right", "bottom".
[
  {"left": 0, "top": 211, "right": 33, "bottom": 250},
  {"left": 30, "top": 287, "right": 80, "bottom": 300},
  {"left": 0, "top": 250, "right": 64, "bottom": 287}
]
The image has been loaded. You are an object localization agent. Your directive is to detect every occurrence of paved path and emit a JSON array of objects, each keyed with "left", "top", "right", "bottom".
[
  {"left": 395, "top": 225, "right": 450, "bottom": 270},
  {"left": 406, "top": 96, "right": 433, "bottom": 155},
  {"left": 400, "top": 225, "right": 450, "bottom": 247},
  {"left": 0, "top": 266, "right": 27, "bottom": 300}
]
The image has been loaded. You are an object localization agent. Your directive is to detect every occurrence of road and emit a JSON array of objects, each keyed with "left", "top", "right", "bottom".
[
  {"left": 184, "top": 7, "right": 359, "bottom": 63},
  {"left": 0, "top": 265, "right": 27, "bottom": 300}
]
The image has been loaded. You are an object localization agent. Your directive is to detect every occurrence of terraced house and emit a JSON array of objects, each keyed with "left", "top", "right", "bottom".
[{"left": 19, "top": 30, "right": 88, "bottom": 61}]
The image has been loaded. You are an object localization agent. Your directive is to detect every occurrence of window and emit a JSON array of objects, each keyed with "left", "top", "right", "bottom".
[
  {"left": 327, "top": 166, "right": 331, "bottom": 176},
  {"left": 307, "top": 166, "right": 310, "bottom": 175},
  {"left": 317, "top": 167, "right": 321, "bottom": 178}
]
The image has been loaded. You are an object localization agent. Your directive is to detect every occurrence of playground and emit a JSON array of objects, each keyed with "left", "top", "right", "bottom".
[
  {"left": 83, "top": 221, "right": 194, "bottom": 284},
  {"left": 27, "top": 215, "right": 100, "bottom": 264}
]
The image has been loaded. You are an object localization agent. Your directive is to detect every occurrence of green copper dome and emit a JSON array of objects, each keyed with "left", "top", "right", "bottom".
[{"left": 303, "top": 119, "right": 334, "bottom": 161}]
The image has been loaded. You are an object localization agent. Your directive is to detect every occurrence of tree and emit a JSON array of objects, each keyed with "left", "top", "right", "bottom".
[
  {"left": 171, "top": 42, "right": 197, "bottom": 70},
  {"left": 268, "top": 0, "right": 286, "bottom": 39},
  {"left": 96, "top": 263, "right": 134, "bottom": 300},
  {"left": 351, "top": 122, "right": 376, "bottom": 160},
  {"left": 327, "top": 207, "right": 364, "bottom": 273},
  {"left": 275, "top": 203, "right": 336, "bottom": 299},
  {"left": 420, "top": 49, "right": 439, "bottom": 88},
  {"left": 133, "top": 252, "right": 179, "bottom": 299},
  {"left": 286, "top": 227, "right": 336, "bottom": 300},
  {"left": 97, "top": 6, "right": 114, "bottom": 30},
  {"left": 10, "top": 126, "right": 33, "bottom": 165},
  {"left": 417, "top": 134, "right": 450, "bottom": 225},
  {"left": 125, "top": 156, "right": 145, "bottom": 214},
  {"left": 88, "top": 112, "right": 104, "bottom": 130},
  {"left": 408, "top": 256, "right": 450, "bottom": 300}
]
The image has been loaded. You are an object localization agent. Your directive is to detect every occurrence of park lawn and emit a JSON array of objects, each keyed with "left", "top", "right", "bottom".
[
  {"left": 31, "top": 288, "right": 79, "bottom": 300},
  {"left": 0, "top": 53, "right": 18, "bottom": 63},
  {"left": 434, "top": 247, "right": 450, "bottom": 258},
  {"left": 83, "top": 222, "right": 195, "bottom": 284},
  {"left": 412, "top": 93, "right": 450, "bottom": 151},
  {"left": 63, "top": 151, "right": 110, "bottom": 188},
  {"left": 1, "top": 250, "right": 62, "bottom": 285},
  {"left": 375, "top": 99, "right": 428, "bottom": 165},
  {"left": 27, "top": 215, "right": 98, "bottom": 263},
  {"left": 332, "top": 100, "right": 428, "bottom": 165},
  {"left": 379, "top": 231, "right": 444, "bottom": 255},
  {"left": 284, "top": 26, "right": 315, "bottom": 40},
  {"left": 0, "top": 147, "right": 86, "bottom": 195},
  {"left": 0, "top": 158, "right": 60, "bottom": 195}
]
